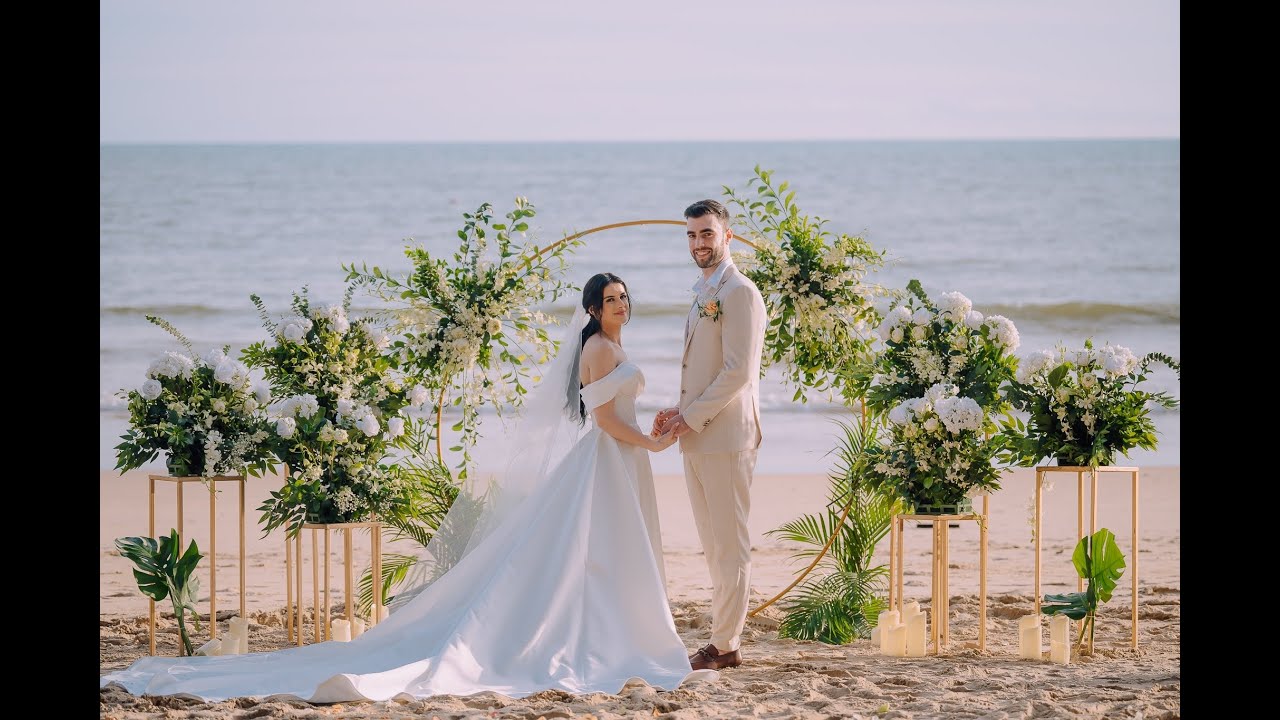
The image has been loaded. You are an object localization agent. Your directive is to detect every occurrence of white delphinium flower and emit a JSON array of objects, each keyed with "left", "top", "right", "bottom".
[
  {"left": 140, "top": 378, "right": 163, "bottom": 400},
  {"left": 386, "top": 417, "right": 405, "bottom": 439},
  {"left": 357, "top": 413, "right": 380, "bottom": 437},
  {"left": 937, "top": 291, "right": 972, "bottom": 322},
  {"left": 275, "top": 417, "right": 296, "bottom": 439},
  {"left": 985, "top": 315, "right": 1020, "bottom": 351}
]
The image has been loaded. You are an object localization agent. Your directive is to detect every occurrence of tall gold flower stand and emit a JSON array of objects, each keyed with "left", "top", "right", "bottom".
[
  {"left": 147, "top": 474, "right": 248, "bottom": 656},
  {"left": 285, "top": 521, "right": 384, "bottom": 645},
  {"left": 887, "top": 495, "right": 989, "bottom": 653},
  {"left": 1033, "top": 465, "right": 1141, "bottom": 649}
]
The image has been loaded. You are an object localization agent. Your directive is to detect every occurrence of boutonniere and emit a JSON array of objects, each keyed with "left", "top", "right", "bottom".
[{"left": 696, "top": 297, "right": 723, "bottom": 322}]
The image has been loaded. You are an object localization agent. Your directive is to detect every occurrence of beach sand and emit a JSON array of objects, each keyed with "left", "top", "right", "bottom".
[{"left": 100, "top": 467, "right": 1180, "bottom": 719}]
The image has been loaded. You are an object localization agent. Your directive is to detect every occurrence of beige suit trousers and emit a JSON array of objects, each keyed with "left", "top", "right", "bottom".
[{"left": 683, "top": 448, "right": 758, "bottom": 652}]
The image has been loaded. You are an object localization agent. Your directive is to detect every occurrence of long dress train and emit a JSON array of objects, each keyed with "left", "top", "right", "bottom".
[{"left": 100, "top": 361, "right": 709, "bottom": 702}]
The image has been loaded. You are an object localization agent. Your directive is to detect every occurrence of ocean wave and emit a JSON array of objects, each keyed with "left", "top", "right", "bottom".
[
  {"left": 981, "top": 301, "right": 1179, "bottom": 326},
  {"left": 101, "top": 303, "right": 232, "bottom": 317}
]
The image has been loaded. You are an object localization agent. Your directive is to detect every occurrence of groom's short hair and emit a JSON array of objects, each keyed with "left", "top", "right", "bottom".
[{"left": 684, "top": 199, "right": 730, "bottom": 227}]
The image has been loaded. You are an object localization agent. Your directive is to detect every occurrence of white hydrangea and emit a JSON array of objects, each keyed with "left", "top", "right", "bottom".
[
  {"left": 923, "top": 382, "right": 958, "bottom": 406},
  {"left": 275, "top": 417, "right": 296, "bottom": 438},
  {"left": 1018, "top": 349, "right": 1055, "bottom": 382},
  {"left": 985, "top": 315, "right": 1020, "bottom": 351},
  {"left": 937, "top": 291, "right": 973, "bottom": 322},
  {"left": 140, "top": 378, "right": 163, "bottom": 400},
  {"left": 935, "top": 395, "right": 984, "bottom": 434},
  {"left": 888, "top": 401, "right": 913, "bottom": 426},
  {"left": 147, "top": 351, "right": 196, "bottom": 380},
  {"left": 1100, "top": 344, "right": 1137, "bottom": 375},
  {"left": 357, "top": 413, "right": 380, "bottom": 437}
]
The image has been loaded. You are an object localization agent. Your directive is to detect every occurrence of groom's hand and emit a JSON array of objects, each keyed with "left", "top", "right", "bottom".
[
  {"left": 660, "top": 412, "right": 693, "bottom": 439},
  {"left": 651, "top": 407, "right": 679, "bottom": 437}
]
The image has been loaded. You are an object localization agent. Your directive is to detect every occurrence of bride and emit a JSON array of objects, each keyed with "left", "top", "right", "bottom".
[{"left": 100, "top": 272, "right": 714, "bottom": 702}]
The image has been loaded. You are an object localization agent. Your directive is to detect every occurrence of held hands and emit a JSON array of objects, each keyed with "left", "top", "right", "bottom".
[
  {"left": 648, "top": 426, "right": 678, "bottom": 452},
  {"left": 651, "top": 407, "right": 692, "bottom": 441}
]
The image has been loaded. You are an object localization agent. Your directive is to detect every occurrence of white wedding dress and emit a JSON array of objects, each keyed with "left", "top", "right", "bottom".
[{"left": 100, "top": 361, "right": 710, "bottom": 702}]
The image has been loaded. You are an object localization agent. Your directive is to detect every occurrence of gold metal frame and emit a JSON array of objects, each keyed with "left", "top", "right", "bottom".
[
  {"left": 887, "top": 495, "right": 990, "bottom": 653},
  {"left": 147, "top": 474, "right": 247, "bottom": 655},
  {"left": 1033, "top": 465, "right": 1141, "bottom": 650},
  {"left": 285, "top": 521, "right": 385, "bottom": 645}
]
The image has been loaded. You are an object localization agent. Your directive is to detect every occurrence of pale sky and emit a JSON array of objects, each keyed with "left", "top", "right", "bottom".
[{"left": 100, "top": 0, "right": 1180, "bottom": 143}]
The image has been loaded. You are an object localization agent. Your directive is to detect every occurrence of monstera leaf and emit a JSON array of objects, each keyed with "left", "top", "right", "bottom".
[
  {"left": 116, "top": 530, "right": 204, "bottom": 656},
  {"left": 1040, "top": 528, "right": 1126, "bottom": 649}
]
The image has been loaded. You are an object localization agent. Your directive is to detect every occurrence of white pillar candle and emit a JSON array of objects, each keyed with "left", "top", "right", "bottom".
[
  {"left": 886, "top": 623, "right": 908, "bottom": 657},
  {"left": 905, "top": 611, "right": 928, "bottom": 657},
  {"left": 902, "top": 600, "right": 921, "bottom": 618},
  {"left": 350, "top": 617, "right": 365, "bottom": 639},
  {"left": 870, "top": 626, "right": 881, "bottom": 645},
  {"left": 877, "top": 610, "right": 900, "bottom": 654},
  {"left": 377, "top": 605, "right": 389, "bottom": 622},
  {"left": 331, "top": 618, "right": 351, "bottom": 642},
  {"left": 1050, "top": 641, "right": 1071, "bottom": 665},
  {"left": 1018, "top": 615, "right": 1042, "bottom": 660},
  {"left": 1049, "top": 614, "right": 1070, "bottom": 646}
]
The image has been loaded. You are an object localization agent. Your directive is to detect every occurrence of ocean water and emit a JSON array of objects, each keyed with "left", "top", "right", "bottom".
[{"left": 100, "top": 140, "right": 1180, "bottom": 476}]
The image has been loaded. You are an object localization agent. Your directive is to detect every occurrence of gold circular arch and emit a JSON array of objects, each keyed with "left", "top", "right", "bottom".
[{"left": 432, "top": 218, "right": 848, "bottom": 619}]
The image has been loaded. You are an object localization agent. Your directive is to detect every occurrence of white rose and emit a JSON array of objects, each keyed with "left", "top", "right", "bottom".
[
  {"left": 410, "top": 384, "right": 429, "bottom": 407},
  {"left": 243, "top": 397, "right": 259, "bottom": 413},
  {"left": 910, "top": 308, "right": 932, "bottom": 326},
  {"left": 923, "top": 417, "right": 939, "bottom": 433},
  {"left": 911, "top": 325, "right": 927, "bottom": 341},
  {"left": 254, "top": 383, "right": 272, "bottom": 404},
  {"left": 890, "top": 326, "right": 904, "bottom": 343},
  {"left": 387, "top": 417, "right": 405, "bottom": 438},
  {"left": 276, "top": 417, "right": 296, "bottom": 439},
  {"left": 357, "top": 414, "right": 380, "bottom": 437},
  {"left": 951, "top": 334, "right": 968, "bottom": 350},
  {"left": 337, "top": 399, "right": 355, "bottom": 418},
  {"left": 333, "top": 429, "right": 349, "bottom": 444},
  {"left": 486, "top": 317, "right": 502, "bottom": 335},
  {"left": 282, "top": 322, "right": 307, "bottom": 343},
  {"left": 1079, "top": 372, "right": 1097, "bottom": 388},
  {"left": 203, "top": 348, "right": 228, "bottom": 367},
  {"left": 211, "top": 399, "right": 227, "bottom": 413},
  {"left": 333, "top": 316, "right": 351, "bottom": 334},
  {"left": 964, "top": 310, "right": 984, "bottom": 331},
  {"left": 214, "top": 359, "right": 239, "bottom": 384},
  {"left": 140, "top": 378, "right": 163, "bottom": 400}
]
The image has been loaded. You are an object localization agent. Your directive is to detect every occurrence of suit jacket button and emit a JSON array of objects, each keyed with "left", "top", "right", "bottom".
[
  {"left": 681, "top": 389, "right": 686, "bottom": 395},
  {"left": 682, "top": 363, "right": 687, "bottom": 368}
]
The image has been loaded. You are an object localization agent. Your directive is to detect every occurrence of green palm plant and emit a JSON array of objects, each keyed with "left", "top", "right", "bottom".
[
  {"left": 765, "top": 417, "right": 900, "bottom": 643},
  {"left": 115, "top": 530, "right": 204, "bottom": 656},
  {"left": 355, "top": 449, "right": 466, "bottom": 614},
  {"left": 1040, "top": 527, "right": 1127, "bottom": 653}
]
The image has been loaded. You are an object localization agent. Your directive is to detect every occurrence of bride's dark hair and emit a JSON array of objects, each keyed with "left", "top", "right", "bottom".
[{"left": 572, "top": 272, "right": 630, "bottom": 422}]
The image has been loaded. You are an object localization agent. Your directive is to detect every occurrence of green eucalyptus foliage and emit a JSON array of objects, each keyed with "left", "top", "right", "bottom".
[
  {"left": 115, "top": 530, "right": 204, "bottom": 656},
  {"left": 1040, "top": 527, "right": 1127, "bottom": 649},
  {"left": 766, "top": 418, "right": 898, "bottom": 643}
]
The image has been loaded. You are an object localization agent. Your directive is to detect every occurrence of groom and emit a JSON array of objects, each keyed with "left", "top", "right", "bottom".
[{"left": 654, "top": 198, "right": 766, "bottom": 671}]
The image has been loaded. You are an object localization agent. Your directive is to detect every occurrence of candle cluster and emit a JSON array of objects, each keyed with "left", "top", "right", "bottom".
[
  {"left": 193, "top": 616, "right": 252, "bottom": 656},
  {"left": 876, "top": 601, "right": 928, "bottom": 657},
  {"left": 330, "top": 616, "right": 367, "bottom": 642}
]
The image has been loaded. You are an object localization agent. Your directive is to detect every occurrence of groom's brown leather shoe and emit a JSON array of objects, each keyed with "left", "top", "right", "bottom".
[{"left": 689, "top": 643, "right": 742, "bottom": 671}]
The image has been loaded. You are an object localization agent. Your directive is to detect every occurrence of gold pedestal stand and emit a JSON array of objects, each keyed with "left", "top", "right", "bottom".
[
  {"left": 146, "top": 474, "right": 247, "bottom": 655},
  {"left": 285, "top": 521, "right": 384, "bottom": 645},
  {"left": 887, "top": 495, "right": 989, "bottom": 653},
  {"left": 1033, "top": 465, "right": 1141, "bottom": 650}
]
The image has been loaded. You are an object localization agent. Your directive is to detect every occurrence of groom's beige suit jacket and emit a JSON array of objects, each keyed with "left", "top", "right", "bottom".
[{"left": 678, "top": 262, "right": 767, "bottom": 453}]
